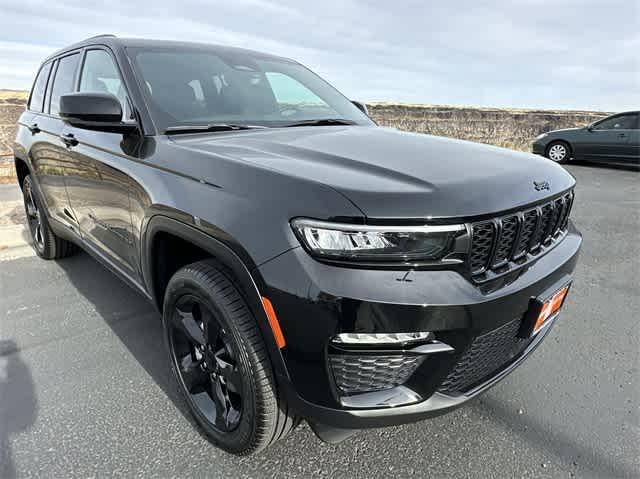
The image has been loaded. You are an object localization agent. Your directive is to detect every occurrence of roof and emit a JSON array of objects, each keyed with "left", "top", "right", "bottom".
[{"left": 43, "top": 34, "right": 293, "bottom": 63}]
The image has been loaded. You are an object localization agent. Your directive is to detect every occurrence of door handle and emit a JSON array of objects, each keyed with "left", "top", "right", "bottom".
[
  {"left": 60, "top": 132, "right": 78, "bottom": 147},
  {"left": 27, "top": 123, "right": 40, "bottom": 134},
  {"left": 618, "top": 133, "right": 627, "bottom": 138}
]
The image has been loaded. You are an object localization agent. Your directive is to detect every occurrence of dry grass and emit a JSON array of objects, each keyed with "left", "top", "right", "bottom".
[
  {"left": 0, "top": 160, "right": 16, "bottom": 184},
  {"left": 0, "top": 90, "right": 28, "bottom": 100}
]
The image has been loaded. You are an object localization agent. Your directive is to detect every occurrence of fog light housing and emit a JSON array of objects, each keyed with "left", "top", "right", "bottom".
[{"left": 332, "top": 331, "right": 433, "bottom": 346}]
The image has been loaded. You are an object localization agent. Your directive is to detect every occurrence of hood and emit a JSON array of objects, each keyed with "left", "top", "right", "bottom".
[
  {"left": 170, "top": 126, "right": 575, "bottom": 220},
  {"left": 547, "top": 127, "right": 584, "bottom": 135}
]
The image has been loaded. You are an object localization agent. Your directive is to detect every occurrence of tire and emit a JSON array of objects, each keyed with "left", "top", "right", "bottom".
[
  {"left": 162, "top": 260, "right": 298, "bottom": 455},
  {"left": 22, "top": 175, "right": 78, "bottom": 259},
  {"left": 546, "top": 141, "right": 571, "bottom": 164}
]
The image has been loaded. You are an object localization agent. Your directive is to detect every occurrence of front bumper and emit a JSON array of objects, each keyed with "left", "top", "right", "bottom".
[
  {"left": 256, "top": 223, "right": 582, "bottom": 429},
  {"left": 532, "top": 139, "right": 548, "bottom": 156}
]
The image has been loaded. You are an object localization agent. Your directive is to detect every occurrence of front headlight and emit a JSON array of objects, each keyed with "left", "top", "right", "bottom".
[
  {"left": 290, "top": 218, "right": 465, "bottom": 262},
  {"left": 536, "top": 132, "right": 549, "bottom": 140}
]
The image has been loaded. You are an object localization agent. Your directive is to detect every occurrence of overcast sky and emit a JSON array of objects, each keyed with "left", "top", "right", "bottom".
[{"left": 1, "top": 0, "right": 638, "bottom": 111}]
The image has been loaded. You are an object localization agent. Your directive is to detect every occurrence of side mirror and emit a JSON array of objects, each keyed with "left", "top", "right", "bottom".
[
  {"left": 59, "top": 92, "right": 137, "bottom": 133},
  {"left": 351, "top": 100, "right": 369, "bottom": 116}
]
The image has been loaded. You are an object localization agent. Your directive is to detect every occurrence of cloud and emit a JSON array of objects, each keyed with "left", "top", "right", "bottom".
[{"left": 0, "top": 0, "right": 637, "bottom": 111}]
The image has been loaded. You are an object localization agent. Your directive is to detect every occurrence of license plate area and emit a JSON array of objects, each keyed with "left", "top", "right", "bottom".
[{"left": 519, "top": 282, "right": 571, "bottom": 338}]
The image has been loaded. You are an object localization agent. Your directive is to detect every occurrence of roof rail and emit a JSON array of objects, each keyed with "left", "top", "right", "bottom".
[{"left": 84, "top": 34, "right": 117, "bottom": 40}]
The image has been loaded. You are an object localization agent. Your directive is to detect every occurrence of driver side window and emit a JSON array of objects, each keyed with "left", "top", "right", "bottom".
[{"left": 79, "top": 49, "right": 130, "bottom": 120}]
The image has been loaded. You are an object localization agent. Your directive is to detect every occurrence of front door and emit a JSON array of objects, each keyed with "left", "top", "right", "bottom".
[
  {"left": 62, "top": 48, "right": 139, "bottom": 278},
  {"left": 583, "top": 113, "right": 638, "bottom": 162}
]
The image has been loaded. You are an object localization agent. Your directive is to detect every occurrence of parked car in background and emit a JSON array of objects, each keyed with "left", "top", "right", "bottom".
[
  {"left": 532, "top": 111, "right": 639, "bottom": 165},
  {"left": 14, "top": 35, "right": 582, "bottom": 455}
]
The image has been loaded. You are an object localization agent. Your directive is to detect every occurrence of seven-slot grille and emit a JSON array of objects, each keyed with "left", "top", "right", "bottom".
[{"left": 469, "top": 191, "right": 574, "bottom": 276}]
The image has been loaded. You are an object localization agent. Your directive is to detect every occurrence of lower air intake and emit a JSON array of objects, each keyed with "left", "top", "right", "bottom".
[
  {"left": 329, "top": 354, "right": 424, "bottom": 394},
  {"left": 437, "top": 318, "right": 533, "bottom": 395}
]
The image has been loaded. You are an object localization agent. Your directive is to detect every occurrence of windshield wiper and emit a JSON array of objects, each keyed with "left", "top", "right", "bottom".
[
  {"left": 165, "top": 123, "right": 268, "bottom": 134},
  {"left": 282, "top": 118, "right": 357, "bottom": 128}
]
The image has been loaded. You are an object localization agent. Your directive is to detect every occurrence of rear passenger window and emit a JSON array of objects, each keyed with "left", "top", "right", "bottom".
[
  {"left": 49, "top": 53, "right": 80, "bottom": 116},
  {"left": 28, "top": 63, "right": 52, "bottom": 113},
  {"left": 79, "top": 49, "right": 128, "bottom": 119}
]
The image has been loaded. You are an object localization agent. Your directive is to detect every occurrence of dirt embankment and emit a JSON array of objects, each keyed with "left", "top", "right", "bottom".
[
  {"left": 367, "top": 103, "right": 608, "bottom": 151},
  {"left": 0, "top": 92, "right": 609, "bottom": 183},
  {"left": 0, "top": 91, "right": 28, "bottom": 182}
]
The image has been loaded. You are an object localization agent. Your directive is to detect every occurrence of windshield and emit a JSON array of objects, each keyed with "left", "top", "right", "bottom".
[{"left": 126, "top": 46, "right": 374, "bottom": 132}]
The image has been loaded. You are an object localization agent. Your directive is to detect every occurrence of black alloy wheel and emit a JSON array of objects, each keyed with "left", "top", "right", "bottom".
[
  {"left": 21, "top": 175, "right": 77, "bottom": 259},
  {"left": 168, "top": 294, "right": 243, "bottom": 432},
  {"left": 162, "top": 260, "right": 298, "bottom": 454},
  {"left": 24, "top": 177, "right": 44, "bottom": 251}
]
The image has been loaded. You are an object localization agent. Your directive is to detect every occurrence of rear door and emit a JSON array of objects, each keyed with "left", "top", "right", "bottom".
[
  {"left": 28, "top": 53, "right": 81, "bottom": 233},
  {"left": 583, "top": 113, "right": 637, "bottom": 162},
  {"left": 61, "top": 47, "right": 139, "bottom": 277}
]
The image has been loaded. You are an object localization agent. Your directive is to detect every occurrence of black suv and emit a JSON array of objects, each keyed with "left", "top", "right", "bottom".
[{"left": 14, "top": 35, "right": 582, "bottom": 455}]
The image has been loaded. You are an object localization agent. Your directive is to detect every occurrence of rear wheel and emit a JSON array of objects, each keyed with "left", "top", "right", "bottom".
[
  {"left": 22, "top": 175, "right": 77, "bottom": 259},
  {"left": 546, "top": 141, "right": 571, "bottom": 163},
  {"left": 162, "top": 260, "right": 297, "bottom": 455}
]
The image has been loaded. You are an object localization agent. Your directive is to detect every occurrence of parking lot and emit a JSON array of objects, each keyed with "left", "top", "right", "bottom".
[{"left": 0, "top": 163, "right": 638, "bottom": 478}]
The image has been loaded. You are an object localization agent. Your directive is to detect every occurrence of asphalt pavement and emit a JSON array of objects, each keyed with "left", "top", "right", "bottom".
[{"left": 0, "top": 162, "right": 638, "bottom": 478}]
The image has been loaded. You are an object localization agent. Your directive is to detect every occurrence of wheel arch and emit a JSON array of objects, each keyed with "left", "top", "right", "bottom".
[
  {"left": 142, "top": 215, "right": 291, "bottom": 380},
  {"left": 14, "top": 157, "right": 31, "bottom": 189}
]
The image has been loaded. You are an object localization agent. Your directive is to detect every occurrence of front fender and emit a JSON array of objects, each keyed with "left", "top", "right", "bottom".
[{"left": 141, "top": 214, "right": 292, "bottom": 382}]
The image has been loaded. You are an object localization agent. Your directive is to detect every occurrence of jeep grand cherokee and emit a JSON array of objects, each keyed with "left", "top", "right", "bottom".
[{"left": 13, "top": 35, "right": 582, "bottom": 455}]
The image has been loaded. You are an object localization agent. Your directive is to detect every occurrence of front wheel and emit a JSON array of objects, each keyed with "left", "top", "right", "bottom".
[
  {"left": 162, "top": 260, "right": 297, "bottom": 455},
  {"left": 546, "top": 141, "right": 571, "bottom": 164}
]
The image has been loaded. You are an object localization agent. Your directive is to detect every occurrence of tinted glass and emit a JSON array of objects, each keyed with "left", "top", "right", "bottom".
[
  {"left": 29, "top": 63, "right": 52, "bottom": 113},
  {"left": 79, "top": 49, "right": 128, "bottom": 119},
  {"left": 594, "top": 114, "right": 637, "bottom": 130},
  {"left": 127, "top": 47, "right": 373, "bottom": 131},
  {"left": 49, "top": 53, "right": 80, "bottom": 116}
]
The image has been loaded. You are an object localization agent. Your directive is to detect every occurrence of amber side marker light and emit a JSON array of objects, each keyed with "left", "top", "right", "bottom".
[
  {"left": 261, "top": 297, "right": 286, "bottom": 349},
  {"left": 534, "top": 286, "right": 569, "bottom": 334}
]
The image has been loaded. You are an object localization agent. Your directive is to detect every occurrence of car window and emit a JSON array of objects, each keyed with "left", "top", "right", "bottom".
[
  {"left": 266, "top": 72, "right": 329, "bottom": 112},
  {"left": 594, "top": 114, "right": 637, "bottom": 130},
  {"left": 79, "top": 49, "right": 129, "bottom": 119},
  {"left": 128, "top": 47, "right": 373, "bottom": 131},
  {"left": 28, "top": 63, "right": 52, "bottom": 113},
  {"left": 49, "top": 53, "right": 80, "bottom": 116}
]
